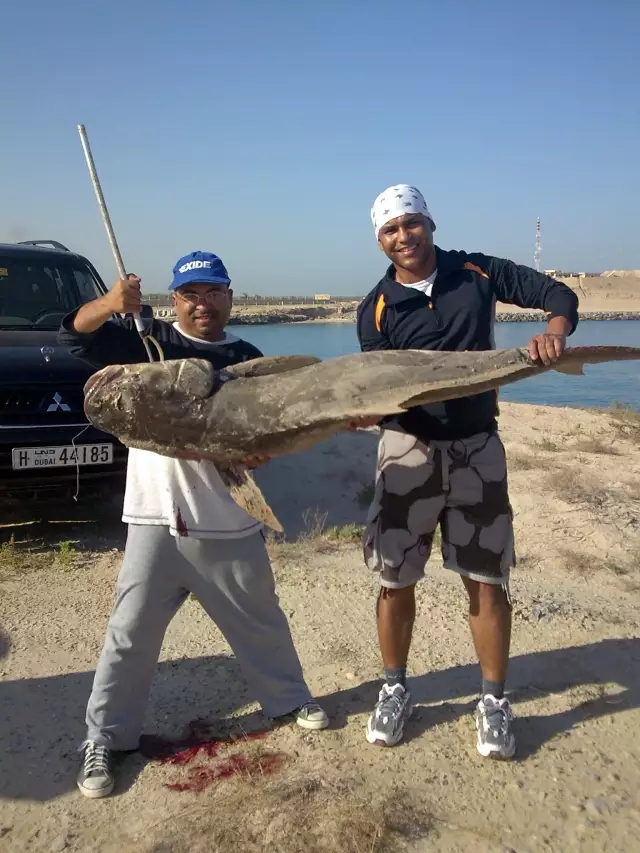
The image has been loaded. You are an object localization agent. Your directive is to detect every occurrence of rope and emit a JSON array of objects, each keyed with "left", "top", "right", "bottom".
[{"left": 145, "top": 334, "right": 165, "bottom": 362}]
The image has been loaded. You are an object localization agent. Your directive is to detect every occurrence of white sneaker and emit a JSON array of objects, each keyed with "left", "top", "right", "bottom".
[
  {"left": 77, "top": 741, "right": 114, "bottom": 799},
  {"left": 475, "top": 695, "right": 516, "bottom": 759},
  {"left": 366, "top": 683, "right": 413, "bottom": 747}
]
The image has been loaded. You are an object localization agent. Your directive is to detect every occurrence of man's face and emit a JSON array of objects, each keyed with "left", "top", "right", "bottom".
[
  {"left": 377, "top": 213, "right": 435, "bottom": 274},
  {"left": 173, "top": 282, "right": 233, "bottom": 340}
]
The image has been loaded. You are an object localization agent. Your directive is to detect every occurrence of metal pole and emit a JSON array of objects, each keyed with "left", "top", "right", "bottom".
[{"left": 77, "top": 124, "right": 159, "bottom": 361}]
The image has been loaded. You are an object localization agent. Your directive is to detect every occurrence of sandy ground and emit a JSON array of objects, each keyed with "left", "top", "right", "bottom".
[{"left": 1, "top": 403, "right": 639, "bottom": 853}]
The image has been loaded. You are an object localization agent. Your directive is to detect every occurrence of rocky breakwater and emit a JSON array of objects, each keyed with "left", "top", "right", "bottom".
[
  {"left": 228, "top": 304, "right": 357, "bottom": 325},
  {"left": 228, "top": 311, "right": 315, "bottom": 325}
]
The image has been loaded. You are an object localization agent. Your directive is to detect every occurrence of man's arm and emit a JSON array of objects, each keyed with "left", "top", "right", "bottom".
[
  {"left": 469, "top": 253, "right": 579, "bottom": 367},
  {"left": 72, "top": 276, "right": 142, "bottom": 333},
  {"left": 356, "top": 291, "right": 395, "bottom": 352},
  {"left": 58, "top": 276, "right": 151, "bottom": 368}
]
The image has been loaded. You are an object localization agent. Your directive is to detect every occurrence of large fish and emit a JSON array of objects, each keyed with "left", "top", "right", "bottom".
[{"left": 83, "top": 346, "right": 640, "bottom": 532}]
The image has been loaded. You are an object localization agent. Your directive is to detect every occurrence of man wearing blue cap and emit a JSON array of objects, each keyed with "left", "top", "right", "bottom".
[{"left": 58, "top": 251, "right": 328, "bottom": 800}]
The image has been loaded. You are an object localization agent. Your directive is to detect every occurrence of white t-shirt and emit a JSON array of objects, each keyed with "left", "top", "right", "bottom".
[
  {"left": 399, "top": 269, "right": 438, "bottom": 296},
  {"left": 121, "top": 328, "right": 262, "bottom": 540}
]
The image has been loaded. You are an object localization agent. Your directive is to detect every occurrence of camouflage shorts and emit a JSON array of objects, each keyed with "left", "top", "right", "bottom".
[{"left": 364, "top": 429, "right": 515, "bottom": 587}]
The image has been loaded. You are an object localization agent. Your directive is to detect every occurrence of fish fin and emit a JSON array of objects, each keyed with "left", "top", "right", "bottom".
[
  {"left": 553, "top": 345, "right": 640, "bottom": 376},
  {"left": 225, "top": 355, "right": 321, "bottom": 378},
  {"left": 218, "top": 463, "right": 284, "bottom": 533},
  {"left": 554, "top": 361, "right": 585, "bottom": 376}
]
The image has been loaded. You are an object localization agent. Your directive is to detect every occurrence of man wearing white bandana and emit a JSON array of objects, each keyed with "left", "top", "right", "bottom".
[{"left": 357, "top": 184, "right": 579, "bottom": 757}]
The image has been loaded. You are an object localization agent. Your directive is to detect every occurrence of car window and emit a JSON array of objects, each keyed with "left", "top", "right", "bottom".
[{"left": 0, "top": 257, "right": 103, "bottom": 329}]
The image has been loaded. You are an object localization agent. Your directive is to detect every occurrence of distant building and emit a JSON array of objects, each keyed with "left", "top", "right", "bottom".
[{"left": 544, "top": 270, "right": 589, "bottom": 279}]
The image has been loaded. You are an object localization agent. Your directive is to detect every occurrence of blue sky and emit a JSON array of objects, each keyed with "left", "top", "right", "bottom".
[{"left": 2, "top": 0, "right": 638, "bottom": 295}]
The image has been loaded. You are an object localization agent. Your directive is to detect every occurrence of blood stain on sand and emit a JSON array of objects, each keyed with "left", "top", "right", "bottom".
[
  {"left": 138, "top": 720, "right": 285, "bottom": 793},
  {"left": 166, "top": 753, "right": 284, "bottom": 793}
]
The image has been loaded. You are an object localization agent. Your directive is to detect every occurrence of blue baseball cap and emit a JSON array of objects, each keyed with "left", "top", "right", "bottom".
[{"left": 169, "top": 251, "right": 231, "bottom": 291}]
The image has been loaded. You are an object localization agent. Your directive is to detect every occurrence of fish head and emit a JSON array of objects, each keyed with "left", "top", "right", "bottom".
[
  {"left": 83, "top": 358, "right": 219, "bottom": 453},
  {"left": 84, "top": 358, "right": 216, "bottom": 402}
]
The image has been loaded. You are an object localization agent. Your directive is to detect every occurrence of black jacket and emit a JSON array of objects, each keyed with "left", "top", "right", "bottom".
[
  {"left": 357, "top": 246, "right": 579, "bottom": 441},
  {"left": 58, "top": 311, "right": 263, "bottom": 371}
]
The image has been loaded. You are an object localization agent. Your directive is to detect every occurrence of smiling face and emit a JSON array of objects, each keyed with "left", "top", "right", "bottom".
[
  {"left": 377, "top": 213, "right": 437, "bottom": 283},
  {"left": 172, "top": 282, "right": 233, "bottom": 340}
]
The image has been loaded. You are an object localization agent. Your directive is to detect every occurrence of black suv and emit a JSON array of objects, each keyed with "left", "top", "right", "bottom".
[{"left": 0, "top": 240, "right": 129, "bottom": 500}]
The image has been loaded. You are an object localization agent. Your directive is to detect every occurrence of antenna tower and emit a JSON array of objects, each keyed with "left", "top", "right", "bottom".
[{"left": 534, "top": 217, "right": 541, "bottom": 272}]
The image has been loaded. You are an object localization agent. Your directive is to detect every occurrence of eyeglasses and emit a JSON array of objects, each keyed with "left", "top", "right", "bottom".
[{"left": 176, "top": 289, "right": 227, "bottom": 306}]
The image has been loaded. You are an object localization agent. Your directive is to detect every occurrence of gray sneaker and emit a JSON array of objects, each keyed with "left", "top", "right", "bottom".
[
  {"left": 475, "top": 695, "right": 515, "bottom": 759},
  {"left": 295, "top": 701, "right": 329, "bottom": 731},
  {"left": 275, "top": 700, "right": 329, "bottom": 731},
  {"left": 77, "top": 741, "right": 114, "bottom": 799},
  {"left": 366, "top": 683, "right": 413, "bottom": 747}
]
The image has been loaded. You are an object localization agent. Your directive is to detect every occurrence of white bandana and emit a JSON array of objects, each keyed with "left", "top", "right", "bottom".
[{"left": 370, "top": 184, "right": 433, "bottom": 238}]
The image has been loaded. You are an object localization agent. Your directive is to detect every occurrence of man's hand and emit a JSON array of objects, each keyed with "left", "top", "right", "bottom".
[
  {"left": 527, "top": 332, "right": 566, "bottom": 366},
  {"left": 106, "top": 276, "right": 142, "bottom": 316},
  {"left": 527, "top": 316, "right": 572, "bottom": 366},
  {"left": 71, "top": 275, "right": 143, "bottom": 334}
]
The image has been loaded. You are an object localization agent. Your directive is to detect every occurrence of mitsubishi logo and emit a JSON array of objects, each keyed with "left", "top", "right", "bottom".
[{"left": 47, "top": 392, "right": 71, "bottom": 413}]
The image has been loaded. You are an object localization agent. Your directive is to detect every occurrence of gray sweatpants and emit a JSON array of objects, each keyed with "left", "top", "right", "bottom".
[{"left": 85, "top": 525, "right": 312, "bottom": 750}]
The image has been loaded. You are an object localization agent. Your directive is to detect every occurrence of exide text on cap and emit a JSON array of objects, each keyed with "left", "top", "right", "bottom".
[{"left": 178, "top": 260, "right": 213, "bottom": 273}]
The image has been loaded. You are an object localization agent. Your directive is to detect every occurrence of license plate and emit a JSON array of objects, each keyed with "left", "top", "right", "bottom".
[{"left": 11, "top": 443, "right": 114, "bottom": 470}]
